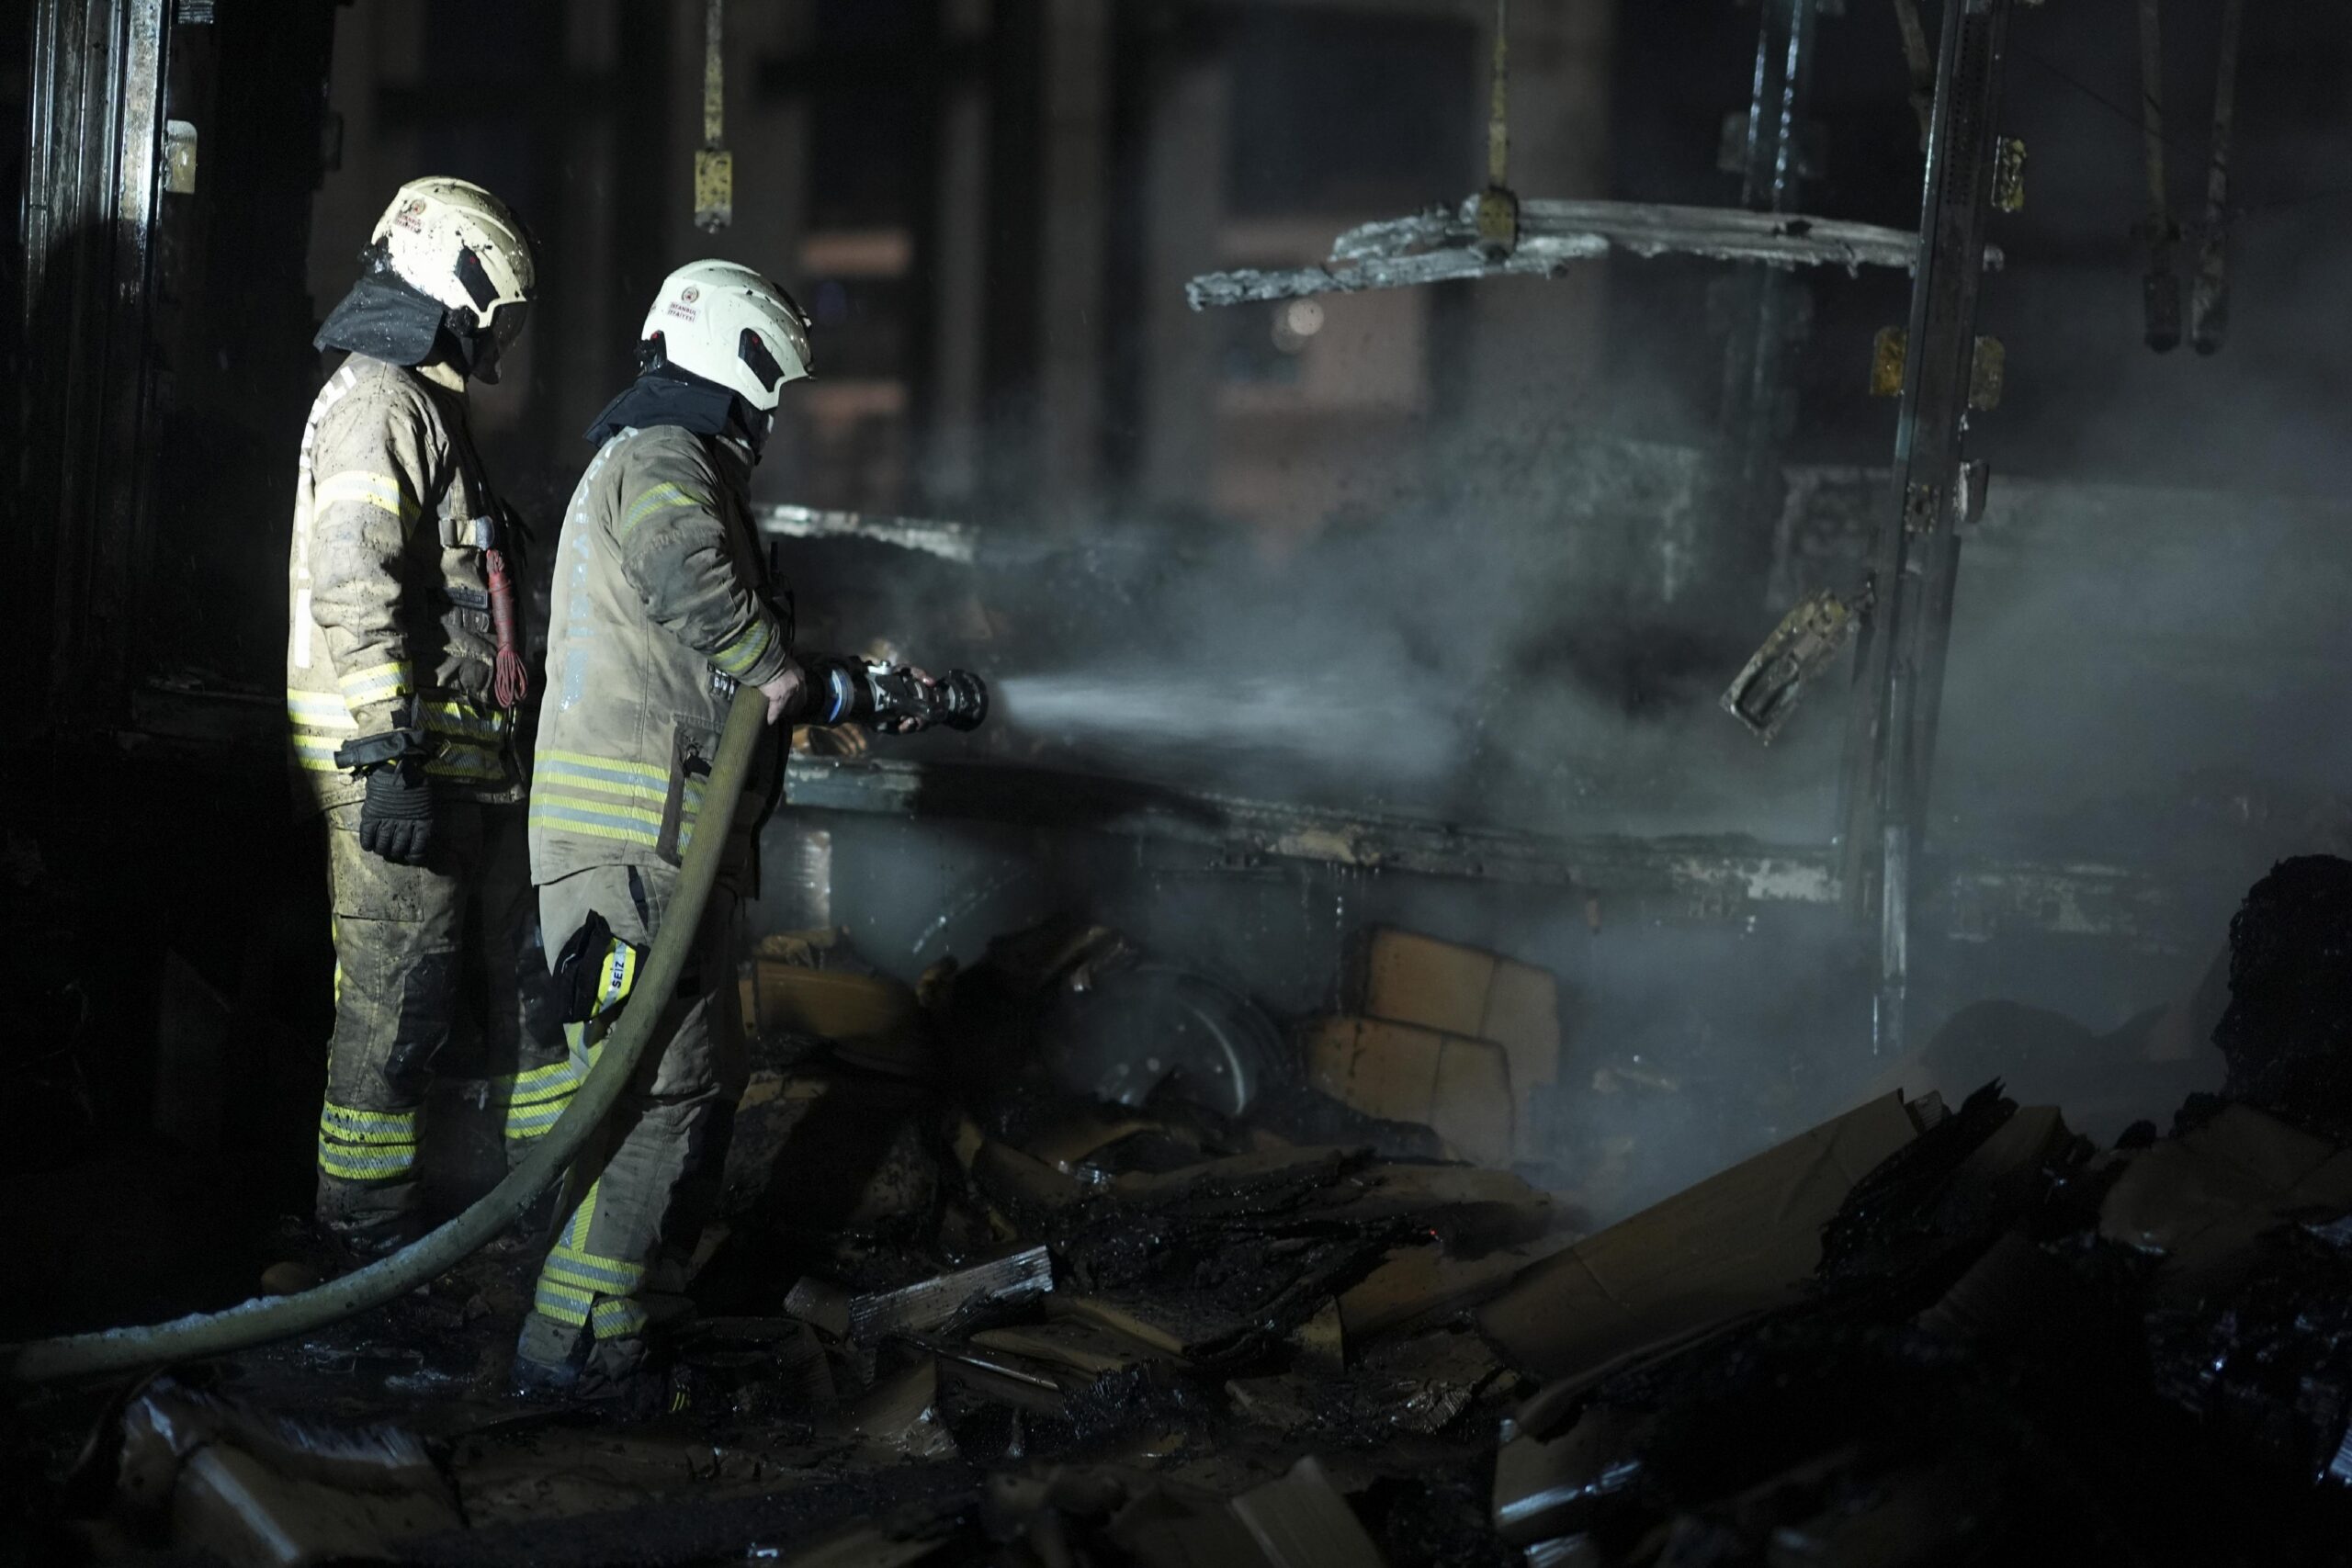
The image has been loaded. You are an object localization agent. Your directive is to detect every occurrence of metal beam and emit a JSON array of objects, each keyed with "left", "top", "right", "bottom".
[
  {"left": 1836, "top": 0, "right": 2018, "bottom": 1054},
  {"left": 782, "top": 754, "right": 2198, "bottom": 947},
  {"left": 1184, "top": 197, "right": 1989, "bottom": 310}
]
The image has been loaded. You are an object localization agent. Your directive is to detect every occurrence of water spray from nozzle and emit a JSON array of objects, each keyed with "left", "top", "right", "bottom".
[{"left": 993, "top": 667, "right": 1464, "bottom": 784}]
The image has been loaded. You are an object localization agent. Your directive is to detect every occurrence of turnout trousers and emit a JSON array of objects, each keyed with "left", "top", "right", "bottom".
[
  {"left": 315, "top": 801, "right": 571, "bottom": 1245},
  {"left": 516, "top": 863, "right": 746, "bottom": 1379}
]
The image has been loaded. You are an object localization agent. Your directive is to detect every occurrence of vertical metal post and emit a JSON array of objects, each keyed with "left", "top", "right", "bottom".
[
  {"left": 20, "top": 0, "right": 170, "bottom": 728},
  {"left": 2191, "top": 0, "right": 2246, "bottom": 355},
  {"left": 1837, "top": 0, "right": 2015, "bottom": 1055},
  {"left": 2136, "top": 0, "right": 2179, "bottom": 351}
]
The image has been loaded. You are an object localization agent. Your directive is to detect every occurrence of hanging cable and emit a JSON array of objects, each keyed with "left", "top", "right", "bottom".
[
  {"left": 1891, "top": 0, "right": 1935, "bottom": 150},
  {"left": 694, "top": 0, "right": 732, "bottom": 231},
  {"left": 1487, "top": 0, "right": 1510, "bottom": 191},
  {"left": 1474, "top": 0, "right": 1519, "bottom": 257},
  {"left": 2136, "top": 0, "right": 2181, "bottom": 351}
]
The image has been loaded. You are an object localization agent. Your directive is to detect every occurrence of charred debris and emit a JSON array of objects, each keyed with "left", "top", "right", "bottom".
[{"left": 15, "top": 863, "right": 2352, "bottom": 1566}]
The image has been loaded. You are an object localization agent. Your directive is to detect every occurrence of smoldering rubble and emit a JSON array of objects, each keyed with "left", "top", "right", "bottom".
[{"left": 16, "top": 859, "right": 2352, "bottom": 1566}]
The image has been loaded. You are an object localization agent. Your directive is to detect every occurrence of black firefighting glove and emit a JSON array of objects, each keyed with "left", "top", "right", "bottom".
[
  {"left": 335, "top": 708, "right": 438, "bottom": 866},
  {"left": 359, "top": 765, "right": 436, "bottom": 866}
]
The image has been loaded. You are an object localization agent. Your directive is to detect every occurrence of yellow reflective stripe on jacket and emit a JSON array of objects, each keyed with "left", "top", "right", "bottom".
[
  {"left": 286, "top": 690, "right": 359, "bottom": 730},
  {"left": 320, "top": 1101, "right": 419, "bottom": 1145},
  {"left": 318, "top": 1142, "right": 418, "bottom": 1182},
  {"left": 288, "top": 687, "right": 356, "bottom": 773},
  {"left": 543, "top": 1245, "right": 646, "bottom": 1294},
  {"left": 317, "top": 1098, "right": 422, "bottom": 1185},
  {"left": 292, "top": 691, "right": 506, "bottom": 779},
  {"left": 339, "top": 661, "right": 413, "bottom": 703},
  {"left": 314, "top": 469, "right": 419, "bottom": 524},
  {"left": 711, "top": 616, "right": 773, "bottom": 677},
  {"left": 291, "top": 691, "right": 502, "bottom": 735},
  {"left": 528, "top": 790, "right": 707, "bottom": 848},
  {"left": 504, "top": 1100, "right": 571, "bottom": 1139},
  {"left": 507, "top": 1043, "right": 602, "bottom": 1142},
  {"left": 530, "top": 750, "right": 688, "bottom": 847},
  {"left": 532, "top": 1276, "right": 594, "bottom": 1327},
  {"left": 567, "top": 1179, "right": 600, "bottom": 1250},
  {"left": 291, "top": 735, "right": 345, "bottom": 767},
  {"left": 591, "top": 1298, "right": 650, "bottom": 1340},
  {"left": 532, "top": 775, "right": 669, "bottom": 813},
  {"left": 616, "top": 481, "right": 700, "bottom": 541},
  {"left": 537, "top": 750, "right": 667, "bottom": 789},
  {"left": 421, "top": 700, "right": 506, "bottom": 740},
  {"left": 532, "top": 1230, "right": 651, "bottom": 1339},
  {"left": 426, "top": 741, "right": 506, "bottom": 781},
  {"left": 494, "top": 1054, "right": 589, "bottom": 1108},
  {"left": 492, "top": 1051, "right": 590, "bottom": 1140},
  {"left": 527, "top": 796, "right": 662, "bottom": 846},
  {"left": 535, "top": 752, "right": 707, "bottom": 812}
]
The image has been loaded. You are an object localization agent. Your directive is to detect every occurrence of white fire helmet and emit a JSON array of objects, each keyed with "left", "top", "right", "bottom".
[
  {"left": 640, "top": 260, "right": 813, "bottom": 412},
  {"left": 371, "top": 176, "right": 536, "bottom": 346}
]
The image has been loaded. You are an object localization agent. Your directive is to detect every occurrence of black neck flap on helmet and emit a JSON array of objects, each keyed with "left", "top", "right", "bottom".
[
  {"left": 582, "top": 339, "right": 772, "bottom": 457},
  {"left": 315, "top": 244, "right": 508, "bottom": 384}
]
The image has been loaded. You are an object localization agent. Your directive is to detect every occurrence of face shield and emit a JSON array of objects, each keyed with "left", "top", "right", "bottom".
[
  {"left": 456, "top": 302, "right": 527, "bottom": 386},
  {"left": 737, "top": 327, "right": 787, "bottom": 409},
  {"left": 492, "top": 299, "right": 531, "bottom": 352},
  {"left": 448, "top": 243, "right": 531, "bottom": 383}
]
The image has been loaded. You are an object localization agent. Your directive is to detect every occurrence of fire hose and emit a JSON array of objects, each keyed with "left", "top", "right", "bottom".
[{"left": 1, "top": 685, "right": 768, "bottom": 1387}]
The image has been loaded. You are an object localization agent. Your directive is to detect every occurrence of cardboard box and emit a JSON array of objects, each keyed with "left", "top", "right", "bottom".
[
  {"left": 1350, "top": 928, "right": 1562, "bottom": 1145},
  {"left": 1356, "top": 929, "right": 1497, "bottom": 1036},
  {"left": 1303, "top": 1016, "right": 1514, "bottom": 1168},
  {"left": 1476, "top": 1091, "right": 1921, "bottom": 1379},
  {"left": 1337, "top": 1235, "right": 1570, "bottom": 1341},
  {"left": 2098, "top": 1102, "right": 2352, "bottom": 1295},
  {"left": 751, "top": 962, "right": 920, "bottom": 1048}
]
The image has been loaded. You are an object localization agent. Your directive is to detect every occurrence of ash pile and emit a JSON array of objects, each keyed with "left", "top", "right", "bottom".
[{"left": 24, "top": 859, "right": 2352, "bottom": 1565}]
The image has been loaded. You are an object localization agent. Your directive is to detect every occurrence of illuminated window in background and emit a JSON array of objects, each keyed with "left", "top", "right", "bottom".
[
  {"left": 1272, "top": 299, "right": 1326, "bottom": 354},
  {"left": 792, "top": 228, "right": 915, "bottom": 513},
  {"left": 797, "top": 5, "right": 926, "bottom": 515}
]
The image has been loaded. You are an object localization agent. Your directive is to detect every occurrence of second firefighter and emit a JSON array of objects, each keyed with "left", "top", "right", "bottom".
[{"left": 514, "top": 261, "right": 814, "bottom": 1396}]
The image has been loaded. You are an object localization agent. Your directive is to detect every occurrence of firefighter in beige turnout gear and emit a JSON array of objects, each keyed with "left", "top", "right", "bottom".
[
  {"left": 514, "top": 261, "right": 815, "bottom": 1395},
  {"left": 287, "top": 177, "right": 569, "bottom": 1251}
]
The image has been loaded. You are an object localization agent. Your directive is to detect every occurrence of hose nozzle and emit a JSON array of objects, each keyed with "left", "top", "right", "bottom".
[{"left": 804, "top": 656, "right": 989, "bottom": 733}]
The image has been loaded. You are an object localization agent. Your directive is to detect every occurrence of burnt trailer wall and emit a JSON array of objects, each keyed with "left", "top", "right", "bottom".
[
  {"left": 764, "top": 785, "right": 2230, "bottom": 1219},
  {"left": 14, "top": 0, "right": 337, "bottom": 734},
  {"left": 4, "top": 0, "right": 342, "bottom": 1248},
  {"left": 16, "top": 0, "right": 170, "bottom": 726}
]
